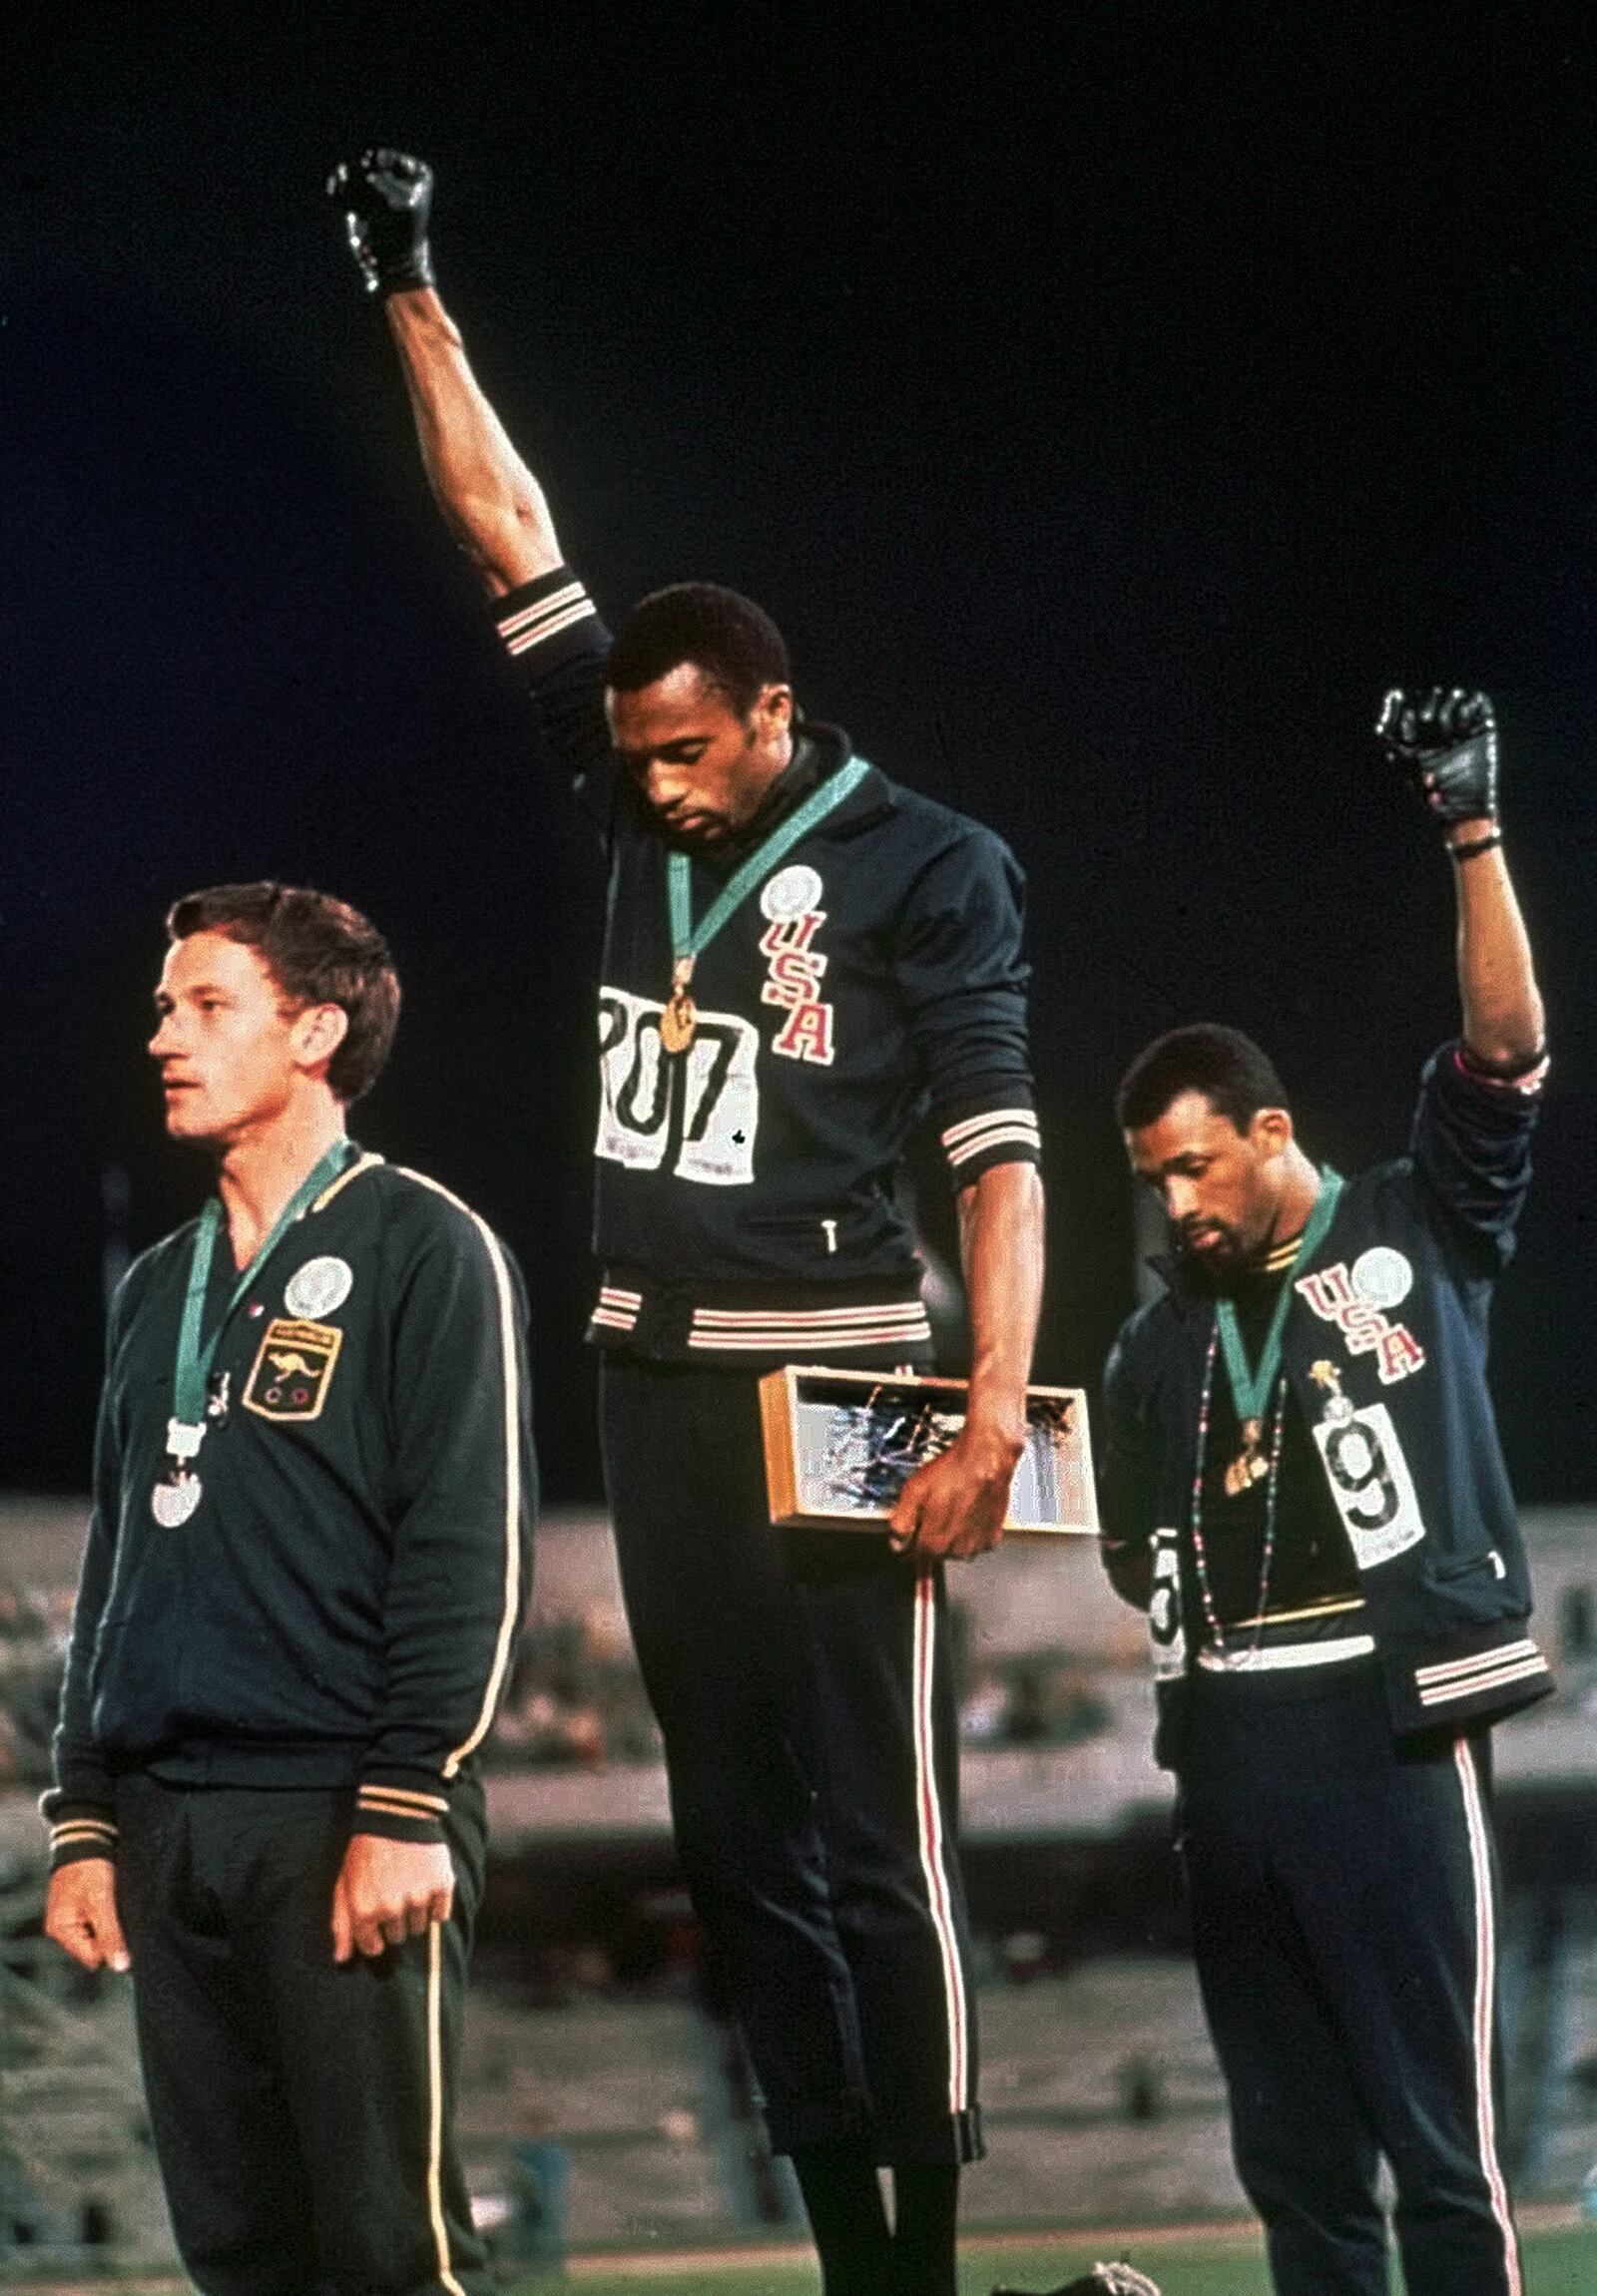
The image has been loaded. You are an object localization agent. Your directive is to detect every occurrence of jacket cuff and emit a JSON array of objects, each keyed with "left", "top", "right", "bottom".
[
  {"left": 491, "top": 565, "right": 604, "bottom": 674},
  {"left": 353, "top": 1772, "right": 452, "bottom": 1846},
  {"left": 1454, "top": 1042, "right": 1549, "bottom": 1096},
  {"left": 936, "top": 1088, "right": 1041, "bottom": 1185},
  {"left": 43, "top": 1804, "right": 120, "bottom": 1872}
]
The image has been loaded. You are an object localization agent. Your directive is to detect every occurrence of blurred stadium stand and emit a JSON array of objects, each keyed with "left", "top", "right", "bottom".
[{"left": 4, "top": 1501, "right": 1596, "bottom": 2272}]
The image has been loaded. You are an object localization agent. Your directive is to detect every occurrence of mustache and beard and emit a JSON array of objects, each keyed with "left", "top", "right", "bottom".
[{"left": 1171, "top": 1213, "right": 1270, "bottom": 1295}]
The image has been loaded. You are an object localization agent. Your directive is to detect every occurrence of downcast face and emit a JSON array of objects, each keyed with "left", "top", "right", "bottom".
[
  {"left": 607, "top": 666, "right": 793, "bottom": 846},
  {"left": 1127, "top": 1092, "right": 1294, "bottom": 1272}
]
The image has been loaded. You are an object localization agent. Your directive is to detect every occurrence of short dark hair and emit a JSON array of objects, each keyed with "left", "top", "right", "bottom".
[
  {"left": 1115, "top": 1024, "right": 1290, "bottom": 1136},
  {"left": 166, "top": 882, "right": 400, "bottom": 1106},
  {"left": 605, "top": 582, "right": 791, "bottom": 715}
]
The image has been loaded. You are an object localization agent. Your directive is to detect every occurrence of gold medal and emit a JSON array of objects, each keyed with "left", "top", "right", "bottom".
[{"left": 659, "top": 957, "right": 697, "bottom": 1054}]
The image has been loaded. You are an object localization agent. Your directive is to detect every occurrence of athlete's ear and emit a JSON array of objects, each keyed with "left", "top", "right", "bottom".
[
  {"left": 1250, "top": 1106, "right": 1294, "bottom": 1160},
  {"left": 755, "top": 682, "right": 795, "bottom": 735},
  {"left": 291, "top": 1002, "right": 351, "bottom": 1080}
]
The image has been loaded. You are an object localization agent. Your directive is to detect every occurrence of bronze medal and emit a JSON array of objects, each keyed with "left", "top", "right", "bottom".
[{"left": 1224, "top": 1418, "right": 1269, "bottom": 1498}]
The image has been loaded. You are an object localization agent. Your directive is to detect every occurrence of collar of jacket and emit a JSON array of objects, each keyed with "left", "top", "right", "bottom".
[
  {"left": 753, "top": 719, "right": 895, "bottom": 844},
  {"left": 1143, "top": 1250, "right": 1209, "bottom": 1319},
  {"left": 1143, "top": 1190, "right": 1351, "bottom": 1318}
]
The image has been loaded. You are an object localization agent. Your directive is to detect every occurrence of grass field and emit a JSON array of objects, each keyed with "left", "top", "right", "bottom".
[
  {"left": 15, "top": 2222, "right": 1591, "bottom": 2291},
  {"left": 506, "top": 2218, "right": 1592, "bottom": 2295}
]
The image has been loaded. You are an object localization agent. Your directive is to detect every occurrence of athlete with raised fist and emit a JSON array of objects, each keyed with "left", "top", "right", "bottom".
[
  {"left": 1095, "top": 690, "right": 1547, "bottom": 2296},
  {"left": 328, "top": 150, "right": 1047, "bottom": 2296}
]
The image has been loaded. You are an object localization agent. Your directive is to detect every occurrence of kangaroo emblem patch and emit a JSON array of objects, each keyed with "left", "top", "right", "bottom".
[{"left": 243, "top": 1317, "right": 344, "bottom": 1423}]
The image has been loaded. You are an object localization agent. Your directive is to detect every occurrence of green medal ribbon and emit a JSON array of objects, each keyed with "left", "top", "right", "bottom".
[
  {"left": 667, "top": 754, "right": 870, "bottom": 976},
  {"left": 167, "top": 1139, "right": 352, "bottom": 1457},
  {"left": 1213, "top": 1167, "right": 1344, "bottom": 1438}
]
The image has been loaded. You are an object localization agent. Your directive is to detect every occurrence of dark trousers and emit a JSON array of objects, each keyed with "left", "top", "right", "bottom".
[
  {"left": 1178, "top": 1663, "right": 1522, "bottom": 2296},
  {"left": 114, "top": 1772, "right": 489, "bottom": 2296},
  {"left": 600, "top": 1354, "right": 981, "bottom": 2164}
]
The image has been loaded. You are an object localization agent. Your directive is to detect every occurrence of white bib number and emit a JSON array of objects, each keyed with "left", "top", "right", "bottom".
[
  {"left": 1312, "top": 1400, "right": 1426, "bottom": 1570},
  {"left": 1148, "top": 1531, "right": 1186, "bottom": 1681},
  {"left": 596, "top": 987, "right": 759, "bottom": 1186}
]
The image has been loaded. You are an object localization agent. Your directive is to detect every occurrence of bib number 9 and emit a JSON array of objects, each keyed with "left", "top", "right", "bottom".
[{"left": 1312, "top": 1400, "right": 1425, "bottom": 1570}]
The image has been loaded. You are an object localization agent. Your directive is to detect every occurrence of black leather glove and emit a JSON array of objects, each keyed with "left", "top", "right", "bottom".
[
  {"left": 1375, "top": 687, "right": 1498, "bottom": 828},
  {"left": 326, "top": 148, "right": 434, "bottom": 296}
]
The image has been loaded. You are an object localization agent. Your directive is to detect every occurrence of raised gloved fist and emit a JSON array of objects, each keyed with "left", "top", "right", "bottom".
[
  {"left": 326, "top": 149, "right": 434, "bottom": 297},
  {"left": 990, "top": 2263, "right": 1162, "bottom": 2296},
  {"left": 1375, "top": 687, "right": 1498, "bottom": 828}
]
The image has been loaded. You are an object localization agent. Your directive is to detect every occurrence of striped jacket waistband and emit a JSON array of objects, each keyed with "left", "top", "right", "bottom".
[{"left": 588, "top": 1273, "right": 934, "bottom": 1360}]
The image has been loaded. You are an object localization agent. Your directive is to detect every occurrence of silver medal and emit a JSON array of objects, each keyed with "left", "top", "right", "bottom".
[{"left": 152, "top": 1474, "right": 203, "bottom": 1528}]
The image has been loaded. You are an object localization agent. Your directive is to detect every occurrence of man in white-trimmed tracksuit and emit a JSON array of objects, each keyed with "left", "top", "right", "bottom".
[
  {"left": 1100, "top": 690, "right": 1550, "bottom": 2296},
  {"left": 328, "top": 150, "right": 1048, "bottom": 2296}
]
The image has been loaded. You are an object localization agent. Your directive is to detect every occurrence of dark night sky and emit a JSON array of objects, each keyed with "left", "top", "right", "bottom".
[{"left": 3, "top": 8, "right": 1594, "bottom": 1501}]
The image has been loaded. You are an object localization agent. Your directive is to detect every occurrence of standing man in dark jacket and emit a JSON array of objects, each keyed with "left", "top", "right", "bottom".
[
  {"left": 327, "top": 152, "right": 1046, "bottom": 2296},
  {"left": 44, "top": 882, "right": 535, "bottom": 2296},
  {"left": 1099, "top": 691, "right": 1548, "bottom": 2296}
]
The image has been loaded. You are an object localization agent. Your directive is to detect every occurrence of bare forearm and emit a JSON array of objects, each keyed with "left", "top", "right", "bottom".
[
  {"left": 888, "top": 1160, "right": 1044, "bottom": 1561},
  {"left": 957, "top": 1161, "right": 1045, "bottom": 1441},
  {"left": 1448, "top": 828, "right": 1545, "bottom": 1069},
  {"left": 383, "top": 287, "right": 563, "bottom": 596}
]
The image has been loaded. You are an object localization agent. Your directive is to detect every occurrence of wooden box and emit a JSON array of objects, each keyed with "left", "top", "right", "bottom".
[{"left": 758, "top": 1364, "right": 1098, "bottom": 1537}]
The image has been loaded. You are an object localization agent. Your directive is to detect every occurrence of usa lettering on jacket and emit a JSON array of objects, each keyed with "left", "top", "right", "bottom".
[{"left": 1295, "top": 1259, "right": 1427, "bottom": 1385}]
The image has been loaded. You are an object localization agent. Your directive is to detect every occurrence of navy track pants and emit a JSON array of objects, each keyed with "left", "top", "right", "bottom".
[
  {"left": 114, "top": 1772, "right": 489, "bottom": 2296},
  {"left": 600, "top": 1353, "right": 981, "bottom": 2165},
  {"left": 1178, "top": 1662, "right": 1521, "bottom": 2296}
]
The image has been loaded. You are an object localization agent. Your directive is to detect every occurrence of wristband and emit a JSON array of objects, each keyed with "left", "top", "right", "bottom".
[{"left": 1448, "top": 829, "right": 1502, "bottom": 862}]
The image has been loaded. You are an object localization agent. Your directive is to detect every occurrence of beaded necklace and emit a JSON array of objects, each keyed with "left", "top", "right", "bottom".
[{"left": 1187, "top": 1320, "right": 1292, "bottom": 1666}]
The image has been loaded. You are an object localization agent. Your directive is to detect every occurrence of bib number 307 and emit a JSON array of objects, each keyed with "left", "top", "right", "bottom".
[{"left": 596, "top": 987, "right": 759, "bottom": 1185}]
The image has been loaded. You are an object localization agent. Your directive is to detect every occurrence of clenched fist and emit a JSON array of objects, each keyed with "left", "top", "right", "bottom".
[
  {"left": 331, "top": 1832, "right": 455, "bottom": 1961},
  {"left": 327, "top": 149, "right": 434, "bottom": 297},
  {"left": 1376, "top": 687, "right": 1498, "bottom": 830},
  {"left": 45, "top": 1857, "right": 131, "bottom": 1973}
]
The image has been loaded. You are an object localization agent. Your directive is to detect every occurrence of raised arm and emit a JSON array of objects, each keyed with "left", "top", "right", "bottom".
[
  {"left": 328, "top": 151, "right": 563, "bottom": 596},
  {"left": 1376, "top": 688, "right": 1546, "bottom": 1071}
]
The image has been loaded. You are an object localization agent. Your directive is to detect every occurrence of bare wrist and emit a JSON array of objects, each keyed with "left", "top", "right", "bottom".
[
  {"left": 383, "top": 285, "right": 457, "bottom": 344},
  {"left": 963, "top": 1399, "right": 1027, "bottom": 1459}
]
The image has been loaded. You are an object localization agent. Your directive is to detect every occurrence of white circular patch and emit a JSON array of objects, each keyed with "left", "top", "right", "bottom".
[
  {"left": 284, "top": 1255, "right": 353, "bottom": 1319},
  {"left": 760, "top": 863, "right": 823, "bottom": 921},
  {"left": 1350, "top": 1246, "right": 1413, "bottom": 1310}
]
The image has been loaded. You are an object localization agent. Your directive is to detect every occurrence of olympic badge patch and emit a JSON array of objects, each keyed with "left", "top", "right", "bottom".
[
  {"left": 243, "top": 1317, "right": 344, "bottom": 1423},
  {"left": 284, "top": 1254, "right": 353, "bottom": 1319}
]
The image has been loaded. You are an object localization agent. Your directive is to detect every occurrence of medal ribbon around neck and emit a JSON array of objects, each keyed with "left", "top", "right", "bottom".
[
  {"left": 661, "top": 755, "right": 870, "bottom": 1051},
  {"left": 1213, "top": 1166, "right": 1344, "bottom": 1442},
  {"left": 167, "top": 1139, "right": 353, "bottom": 1463}
]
